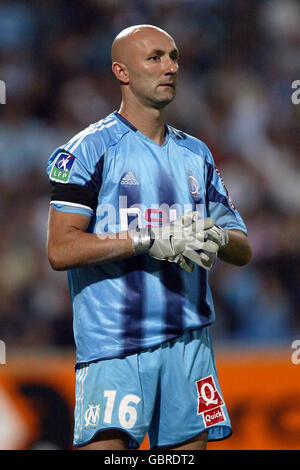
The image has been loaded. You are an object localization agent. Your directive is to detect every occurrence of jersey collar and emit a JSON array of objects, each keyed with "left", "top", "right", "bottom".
[{"left": 113, "top": 111, "right": 169, "bottom": 147}]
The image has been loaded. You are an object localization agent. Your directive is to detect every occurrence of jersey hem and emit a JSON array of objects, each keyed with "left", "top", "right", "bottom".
[{"left": 74, "top": 325, "right": 213, "bottom": 370}]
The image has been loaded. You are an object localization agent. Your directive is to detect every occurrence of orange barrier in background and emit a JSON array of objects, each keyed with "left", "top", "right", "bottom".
[
  {"left": 0, "top": 348, "right": 299, "bottom": 450},
  {"left": 208, "top": 349, "right": 300, "bottom": 450}
]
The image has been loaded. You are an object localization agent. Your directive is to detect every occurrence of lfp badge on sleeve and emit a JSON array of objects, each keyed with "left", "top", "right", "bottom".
[{"left": 50, "top": 152, "right": 75, "bottom": 183}]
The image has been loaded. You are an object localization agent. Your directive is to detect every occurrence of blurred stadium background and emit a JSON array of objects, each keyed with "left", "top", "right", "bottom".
[{"left": 0, "top": 0, "right": 299, "bottom": 450}]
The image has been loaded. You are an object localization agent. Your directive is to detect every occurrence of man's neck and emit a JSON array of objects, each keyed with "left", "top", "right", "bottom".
[{"left": 118, "top": 101, "right": 167, "bottom": 146}]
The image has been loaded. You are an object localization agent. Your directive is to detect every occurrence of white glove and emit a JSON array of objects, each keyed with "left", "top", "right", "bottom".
[
  {"left": 205, "top": 225, "right": 229, "bottom": 250},
  {"left": 130, "top": 212, "right": 217, "bottom": 272},
  {"left": 183, "top": 222, "right": 229, "bottom": 270},
  {"left": 149, "top": 212, "right": 215, "bottom": 260},
  {"left": 183, "top": 249, "right": 217, "bottom": 271}
]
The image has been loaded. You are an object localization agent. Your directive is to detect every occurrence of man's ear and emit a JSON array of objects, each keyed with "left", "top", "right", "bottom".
[{"left": 112, "top": 62, "right": 129, "bottom": 85}]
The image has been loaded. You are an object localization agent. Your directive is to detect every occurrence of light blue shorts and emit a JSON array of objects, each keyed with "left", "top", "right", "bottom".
[{"left": 73, "top": 327, "right": 232, "bottom": 449}]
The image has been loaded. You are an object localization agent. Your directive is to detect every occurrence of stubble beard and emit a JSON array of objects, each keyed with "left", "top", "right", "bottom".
[{"left": 149, "top": 87, "right": 177, "bottom": 110}]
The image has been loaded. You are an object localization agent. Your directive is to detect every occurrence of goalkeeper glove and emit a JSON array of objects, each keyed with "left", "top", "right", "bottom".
[
  {"left": 129, "top": 212, "right": 217, "bottom": 272},
  {"left": 205, "top": 225, "right": 229, "bottom": 250},
  {"left": 183, "top": 249, "right": 217, "bottom": 271},
  {"left": 183, "top": 222, "right": 229, "bottom": 270}
]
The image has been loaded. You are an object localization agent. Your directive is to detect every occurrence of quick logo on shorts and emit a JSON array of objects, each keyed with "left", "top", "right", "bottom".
[
  {"left": 50, "top": 151, "right": 75, "bottom": 183},
  {"left": 195, "top": 375, "right": 225, "bottom": 428}
]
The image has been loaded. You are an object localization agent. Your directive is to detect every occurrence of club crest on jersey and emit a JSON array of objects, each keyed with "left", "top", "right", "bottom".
[
  {"left": 188, "top": 172, "right": 202, "bottom": 202},
  {"left": 50, "top": 152, "right": 75, "bottom": 183}
]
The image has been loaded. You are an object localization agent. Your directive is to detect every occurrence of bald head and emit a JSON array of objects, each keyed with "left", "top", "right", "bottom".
[{"left": 111, "top": 24, "right": 175, "bottom": 65}]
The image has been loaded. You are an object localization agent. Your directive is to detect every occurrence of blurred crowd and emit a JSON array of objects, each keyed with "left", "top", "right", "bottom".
[{"left": 0, "top": 0, "right": 299, "bottom": 353}]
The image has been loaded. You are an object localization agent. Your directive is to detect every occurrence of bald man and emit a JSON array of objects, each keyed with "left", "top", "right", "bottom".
[{"left": 46, "top": 25, "right": 251, "bottom": 450}]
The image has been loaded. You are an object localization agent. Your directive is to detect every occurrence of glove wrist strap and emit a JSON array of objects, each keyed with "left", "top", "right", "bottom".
[
  {"left": 223, "top": 230, "right": 229, "bottom": 249},
  {"left": 130, "top": 227, "right": 152, "bottom": 255},
  {"left": 218, "top": 226, "right": 229, "bottom": 249}
]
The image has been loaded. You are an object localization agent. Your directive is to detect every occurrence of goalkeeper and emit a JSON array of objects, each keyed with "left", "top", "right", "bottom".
[{"left": 46, "top": 25, "right": 252, "bottom": 451}]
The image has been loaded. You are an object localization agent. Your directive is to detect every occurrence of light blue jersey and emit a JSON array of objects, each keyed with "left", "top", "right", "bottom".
[{"left": 46, "top": 111, "right": 247, "bottom": 366}]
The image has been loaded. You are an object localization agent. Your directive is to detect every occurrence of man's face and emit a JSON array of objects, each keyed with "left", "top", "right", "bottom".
[{"left": 124, "top": 29, "right": 179, "bottom": 108}]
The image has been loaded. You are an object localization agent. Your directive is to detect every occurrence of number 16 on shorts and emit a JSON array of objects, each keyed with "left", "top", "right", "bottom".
[
  {"left": 195, "top": 375, "right": 226, "bottom": 428},
  {"left": 84, "top": 391, "right": 141, "bottom": 430}
]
